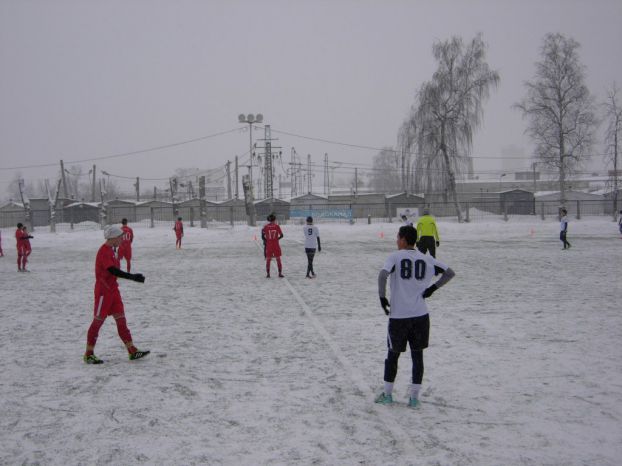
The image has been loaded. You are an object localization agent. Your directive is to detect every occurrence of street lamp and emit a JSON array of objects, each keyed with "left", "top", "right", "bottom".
[{"left": 237, "top": 113, "right": 263, "bottom": 190}]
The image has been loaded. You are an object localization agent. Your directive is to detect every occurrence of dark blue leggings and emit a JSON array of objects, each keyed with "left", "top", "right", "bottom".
[{"left": 384, "top": 349, "right": 424, "bottom": 384}]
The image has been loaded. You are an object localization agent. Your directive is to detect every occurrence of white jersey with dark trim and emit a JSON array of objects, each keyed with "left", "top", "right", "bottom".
[
  {"left": 303, "top": 225, "right": 320, "bottom": 249},
  {"left": 382, "top": 248, "right": 449, "bottom": 319},
  {"left": 560, "top": 216, "right": 568, "bottom": 232}
]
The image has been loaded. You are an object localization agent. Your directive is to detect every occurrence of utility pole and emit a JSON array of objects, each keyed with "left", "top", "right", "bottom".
[
  {"left": 226, "top": 160, "right": 232, "bottom": 200},
  {"left": 235, "top": 156, "right": 239, "bottom": 199},
  {"left": 135, "top": 177, "right": 140, "bottom": 202},
  {"left": 307, "top": 154, "right": 312, "bottom": 194},
  {"left": 354, "top": 167, "right": 358, "bottom": 196},
  {"left": 324, "top": 153, "right": 329, "bottom": 195},
  {"left": 290, "top": 147, "right": 297, "bottom": 198},
  {"left": 60, "top": 160, "right": 68, "bottom": 198},
  {"left": 92, "top": 165, "right": 97, "bottom": 202}
]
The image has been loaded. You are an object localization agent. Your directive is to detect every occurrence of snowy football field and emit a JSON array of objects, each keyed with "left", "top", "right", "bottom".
[{"left": 0, "top": 218, "right": 621, "bottom": 465}]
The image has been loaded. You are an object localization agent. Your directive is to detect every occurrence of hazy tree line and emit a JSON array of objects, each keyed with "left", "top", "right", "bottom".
[{"left": 370, "top": 32, "right": 620, "bottom": 221}]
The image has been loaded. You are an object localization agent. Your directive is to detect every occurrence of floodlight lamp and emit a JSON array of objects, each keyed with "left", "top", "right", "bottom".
[
  {"left": 256, "top": 114, "right": 263, "bottom": 123},
  {"left": 247, "top": 114, "right": 255, "bottom": 123},
  {"left": 238, "top": 114, "right": 246, "bottom": 123}
]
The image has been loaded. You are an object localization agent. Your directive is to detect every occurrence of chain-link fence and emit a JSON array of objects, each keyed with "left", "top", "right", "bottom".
[{"left": 0, "top": 198, "right": 618, "bottom": 233}]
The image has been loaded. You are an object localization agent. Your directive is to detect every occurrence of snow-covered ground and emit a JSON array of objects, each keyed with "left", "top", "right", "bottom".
[{"left": 1, "top": 217, "right": 621, "bottom": 465}]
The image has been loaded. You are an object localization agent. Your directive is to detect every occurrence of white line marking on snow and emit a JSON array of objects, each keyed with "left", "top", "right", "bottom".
[{"left": 282, "top": 277, "right": 417, "bottom": 456}]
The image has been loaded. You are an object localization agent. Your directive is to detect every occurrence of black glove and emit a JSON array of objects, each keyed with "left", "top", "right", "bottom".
[
  {"left": 379, "top": 297, "right": 390, "bottom": 315},
  {"left": 422, "top": 284, "right": 438, "bottom": 299},
  {"left": 131, "top": 273, "right": 145, "bottom": 283},
  {"left": 318, "top": 247, "right": 322, "bottom": 252},
  {"left": 435, "top": 241, "right": 440, "bottom": 247}
]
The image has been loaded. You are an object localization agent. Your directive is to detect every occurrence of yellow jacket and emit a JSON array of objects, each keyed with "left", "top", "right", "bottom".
[{"left": 416, "top": 215, "right": 439, "bottom": 241}]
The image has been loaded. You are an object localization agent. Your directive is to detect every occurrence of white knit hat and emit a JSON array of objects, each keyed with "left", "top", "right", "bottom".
[{"left": 104, "top": 225, "right": 123, "bottom": 239}]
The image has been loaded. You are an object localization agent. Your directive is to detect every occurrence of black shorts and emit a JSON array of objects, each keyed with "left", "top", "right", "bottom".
[{"left": 387, "top": 314, "right": 430, "bottom": 352}]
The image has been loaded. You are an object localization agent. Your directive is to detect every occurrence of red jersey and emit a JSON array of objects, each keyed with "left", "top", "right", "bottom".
[
  {"left": 120, "top": 225, "right": 134, "bottom": 249},
  {"left": 15, "top": 228, "right": 28, "bottom": 251},
  {"left": 262, "top": 222, "right": 283, "bottom": 257},
  {"left": 94, "top": 244, "right": 120, "bottom": 294},
  {"left": 262, "top": 223, "right": 282, "bottom": 244},
  {"left": 174, "top": 221, "right": 184, "bottom": 237}
]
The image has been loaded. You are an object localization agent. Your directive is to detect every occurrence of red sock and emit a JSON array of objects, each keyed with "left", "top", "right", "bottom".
[
  {"left": 114, "top": 315, "right": 134, "bottom": 352},
  {"left": 86, "top": 318, "right": 105, "bottom": 350}
]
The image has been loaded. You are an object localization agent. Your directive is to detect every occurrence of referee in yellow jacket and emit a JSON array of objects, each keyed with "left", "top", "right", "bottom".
[{"left": 416, "top": 208, "right": 440, "bottom": 258}]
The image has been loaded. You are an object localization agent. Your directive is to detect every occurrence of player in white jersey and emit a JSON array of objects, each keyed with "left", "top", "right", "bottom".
[
  {"left": 560, "top": 208, "right": 571, "bottom": 249},
  {"left": 303, "top": 216, "right": 321, "bottom": 278},
  {"left": 375, "top": 225, "right": 455, "bottom": 407}
]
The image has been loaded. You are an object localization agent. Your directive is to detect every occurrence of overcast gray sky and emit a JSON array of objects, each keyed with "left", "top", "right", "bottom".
[{"left": 1, "top": 0, "right": 621, "bottom": 198}]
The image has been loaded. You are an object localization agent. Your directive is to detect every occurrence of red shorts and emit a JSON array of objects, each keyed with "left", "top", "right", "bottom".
[
  {"left": 93, "top": 288, "right": 125, "bottom": 318},
  {"left": 118, "top": 246, "right": 132, "bottom": 260},
  {"left": 17, "top": 246, "right": 27, "bottom": 256},
  {"left": 265, "top": 245, "right": 282, "bottom": 258}
]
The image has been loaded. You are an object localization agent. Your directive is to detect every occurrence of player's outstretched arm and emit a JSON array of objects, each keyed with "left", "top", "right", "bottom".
[{"left": 107, "top": 267, "right": 145, "bottom": 283}]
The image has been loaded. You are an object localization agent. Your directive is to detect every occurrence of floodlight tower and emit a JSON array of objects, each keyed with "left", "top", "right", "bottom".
[{"left": 237, "top": 113, "right": 263, "bottom": 192}]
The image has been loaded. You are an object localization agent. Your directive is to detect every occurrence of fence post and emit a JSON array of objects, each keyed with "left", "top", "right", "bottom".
[
  {"left": 190, "top": 207, "right": 195, "bottom": 227},
  {"left": 540, "top": 202, "right": 545, "bottom": 220},
  {"left": 465, "top": 202, "right": 470, "bottom": 223},
  {"left": 70, "top": 208, "right": 74, "bottom": 230},
  {"left": 576, "top": 200, "right": 581, "bottom": 220},
  {"left": 503, "top": 207, "right": 508, "bottom": 222},
  {"left": 230, "top": 206, "right": 234, "bottom": 227},
  {"left": 150, "top": 207, "right": 154, "bottom": 228}
]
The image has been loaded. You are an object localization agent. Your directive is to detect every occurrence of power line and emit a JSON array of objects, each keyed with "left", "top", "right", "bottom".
[{"left": 0, "top": 127, "right": 241, "bottom": 171}]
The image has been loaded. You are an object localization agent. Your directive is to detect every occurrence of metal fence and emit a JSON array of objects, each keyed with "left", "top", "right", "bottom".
[{"left": 0, "top": 198, "right": 617, "bottom": 232}]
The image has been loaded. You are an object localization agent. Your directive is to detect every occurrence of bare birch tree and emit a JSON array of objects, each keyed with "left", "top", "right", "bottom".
[
  {"left": 413, "top": 34, "right": 499, "bottom": 221},
  {"left": 602, "top": 83, "right": 621, "bottom": 216},
  {"left": 515, "top": 33, "right": 597, "bottom": 205},
  {"left": 370, "top": 147, "right": 401, "bottom": 193}
]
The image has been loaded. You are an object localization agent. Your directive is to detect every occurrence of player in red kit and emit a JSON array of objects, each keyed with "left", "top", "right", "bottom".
[
  {"left": 83, "top": 225, "right": 149, "bottom": 364},
  {"left": 21, "top": 225, "right": 33, "bottom": 271},
  {"left": 15, "top": 222, "right": 30, "bottom": 272},
  {"left": 118, "top": 218, "right": 134, "bottom": 272},
  {"left": 261, "top": 213, "right": 284, "bottom": 278},
  {"left": 174, "top": 217, "right": 184, "bottom": 249}
]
